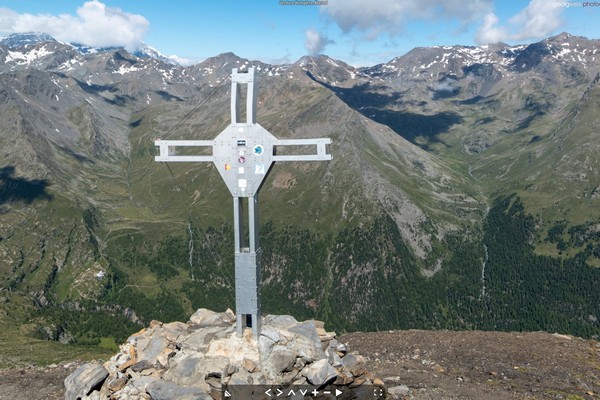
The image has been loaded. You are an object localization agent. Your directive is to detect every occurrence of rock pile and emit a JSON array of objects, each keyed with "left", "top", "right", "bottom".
[{"left": 65, "top": 309, "right": 386, "bottom": 399}]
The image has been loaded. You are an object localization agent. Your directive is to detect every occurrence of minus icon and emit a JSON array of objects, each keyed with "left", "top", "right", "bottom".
[{"left": 323, "top": 391, "right": 331, "bottom": 394}]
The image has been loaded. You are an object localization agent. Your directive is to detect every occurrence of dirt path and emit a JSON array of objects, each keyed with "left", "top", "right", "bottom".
[{"left": 0, "top": 330, "right": 598, "bottom": 399}]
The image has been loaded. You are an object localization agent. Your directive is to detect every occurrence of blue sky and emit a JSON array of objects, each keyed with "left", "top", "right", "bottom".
[{"left": 0, "top": 0, "right": 598, "bottom": 66}]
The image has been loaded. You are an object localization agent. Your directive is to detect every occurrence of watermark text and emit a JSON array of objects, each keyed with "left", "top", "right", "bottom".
[
  {"left": 553, "top": 1, "right": 600, "bottom": 7},
  {"left": 279, "top": 0, "right": 328, "bottom": 5}
]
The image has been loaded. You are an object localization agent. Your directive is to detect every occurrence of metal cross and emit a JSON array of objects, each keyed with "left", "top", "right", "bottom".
[{"left": 155, "top": 67, "right": 331, "bottom": 339}]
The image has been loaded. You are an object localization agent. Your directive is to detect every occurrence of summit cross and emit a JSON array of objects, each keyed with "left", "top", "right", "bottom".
[{"left": 155, "top": 67, "right": 332, "bottom": 339}]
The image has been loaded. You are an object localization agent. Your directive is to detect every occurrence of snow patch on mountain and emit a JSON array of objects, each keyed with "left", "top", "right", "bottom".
[
  {"left": 6, "top": 45, "right": 53, "bottom": 65},
  {"left": 116, "top": 64, "right": 141, "bottom": 75}
]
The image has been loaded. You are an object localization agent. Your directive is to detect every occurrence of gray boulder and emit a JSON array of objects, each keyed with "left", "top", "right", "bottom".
[
  {"left": 258, "top": 333, "right": 277, "bottom": 360},
  {"left": 137, "top": 335, "right": 169, "bottom": 364},
  {"left": 301, "top": 359, "right": 337, "bottom": 387},
  {"left": 288, "top": 321, "right": 326, "bottom": 361},
  {"left": 263, "top": 346, "right": 297, "bottom": 380},
  {"left": 263, "top": 315, "right": 298, "bottom": 330},
  {"left": 341, "top": 353, "right": 366, "bottom": 372},
  {"left": 162, "top": 353, "right": 205, "bottom": 386},
  {"left": 387, "top": 384, "right": 411, "bottom": 399},
  {"left": 64, "top": 363, "right": 108, "bottom": 400},
  {"left": 145, "top": 380, "right": 208, "bottom": 400},
  {"left": 189, "top": 308, "right": 228, "bottom": 326},
  {"left": 179, "top": 325, "right": 230, "bottom": 352}
]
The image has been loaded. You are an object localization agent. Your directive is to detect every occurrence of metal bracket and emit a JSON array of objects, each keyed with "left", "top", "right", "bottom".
[{"left": 155, "top": 140, "right": 214, "bottom": 162}]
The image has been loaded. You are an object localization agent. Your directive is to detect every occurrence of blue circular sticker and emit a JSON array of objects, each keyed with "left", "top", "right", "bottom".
[{"left": 253, "top": 145, "right": 264, "bottom": 156}]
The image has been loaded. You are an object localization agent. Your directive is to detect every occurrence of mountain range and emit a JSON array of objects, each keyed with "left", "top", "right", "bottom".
[{"left": 1, "top": 31, "right": 600, "bottom": 353}]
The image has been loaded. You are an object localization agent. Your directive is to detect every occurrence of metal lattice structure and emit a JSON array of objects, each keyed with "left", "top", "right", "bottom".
[{"left": 155, "top": 67, "right": 331, "bottom": 339}]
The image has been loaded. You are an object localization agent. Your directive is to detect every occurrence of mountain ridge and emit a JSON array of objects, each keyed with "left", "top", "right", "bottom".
[
  {"left": 1, "top": 31, "right": 600, "bottom": 360},
  {"left": 4, "top": 30, "right": 598, "bottom": 70}
]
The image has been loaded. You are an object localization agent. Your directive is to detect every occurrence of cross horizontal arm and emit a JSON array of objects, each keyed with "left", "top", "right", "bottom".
[
  {"left": 272, "top": 138, "right": 332, "bottom": 162},
  {"left": 154, "top": 139, "right": 214, "bottom": 162}
]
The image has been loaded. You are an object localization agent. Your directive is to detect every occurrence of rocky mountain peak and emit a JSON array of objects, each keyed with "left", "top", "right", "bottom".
[
  {"left": 294, "top": 54, "right": 364, "bottom": 86},
  {"left": 190, "top": 52, "right": 286, "bottom": 83},
  {"left": 549, "top": 31, "right": 575, "bottom": 42},
  {"left": 0, "top": 32, "right": 185, "bottom": 66},
  {"left": 199, "top": 51, "right": 247, "bottom": 67},
  {"left": 133, "top": 42, "right": 180, "bottom": 66},
  {"left": 0, "top": 32, "right": 56, "bottom": 49},
  {"left": 1, "top": 40, "right": 78, "bottom": 70},
  {"left": 510, "top": 33, "right": 598, "bottom": 72}
]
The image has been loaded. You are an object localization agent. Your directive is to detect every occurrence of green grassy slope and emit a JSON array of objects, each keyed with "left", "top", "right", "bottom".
[{"left": 2, "top": 56, "right": 600, "bottom": 366}]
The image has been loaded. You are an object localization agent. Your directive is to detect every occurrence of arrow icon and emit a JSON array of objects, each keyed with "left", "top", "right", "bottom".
[
  {"left": 224, "top": 390, "right": 231, "bottom": 398},
  {"left": 265, "top": 388, "right": 272, "bottom": 397},
  {"left": 336, "top": 388, "right": 342, "bottom": 397},
  {"left": 276, "top": 388, "right": 284, "bottom": 396}
]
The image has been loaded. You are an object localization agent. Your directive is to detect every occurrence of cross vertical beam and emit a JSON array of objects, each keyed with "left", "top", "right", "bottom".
[
  {"left": 231, "top": 69, "right": 256, "bottom": 124},
  {"left": 155, "top": 67, "right": 331, "bottom": 340},
  {"left": 233, "top": 195, "right": 261, "bottom": 338}
]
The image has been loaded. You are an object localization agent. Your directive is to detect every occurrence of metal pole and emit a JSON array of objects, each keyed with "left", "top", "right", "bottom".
[
  {"left": 234, "top": 194, "right": 261, "bottom": 339},
  {"left": 248, "top": 194, "right": 261, "bottom": 338}
]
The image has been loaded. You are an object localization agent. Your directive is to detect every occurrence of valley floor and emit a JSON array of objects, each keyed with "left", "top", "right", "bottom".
[{"left": 1, "top": 330, "right": 598, "bottom": 400}]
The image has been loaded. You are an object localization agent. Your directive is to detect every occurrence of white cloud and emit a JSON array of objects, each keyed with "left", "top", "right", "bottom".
[
  {"left": 305, "top": 29, "right": 333, "bottom": 55},
  {"left": 167, "top": 55, "right": 196, "bottom": 67},
  {"left": 476, "top": 0, "right": 563, "bottom": 44},
  {"left": 510, "top": 0, "right": 563, "bottom": 40},
  {"left": 322, "top": 0, "right": 493, "bottom": 40},
  {"left": 0, "top": 1, "right": 149, "bottom": 51},
  {"left": 475, "top": 13, "right": 508, "bottom": 44}
]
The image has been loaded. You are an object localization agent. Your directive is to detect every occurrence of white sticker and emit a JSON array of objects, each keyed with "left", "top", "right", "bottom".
[
  {"left": 238, "top": 167, "right": 245, "bottom": 174},
  {"left": 255, "top": 164, "right": 266, "bottom": 175},
  {"left": 238, "top": 179, "right": 247, "bottom": 188}
]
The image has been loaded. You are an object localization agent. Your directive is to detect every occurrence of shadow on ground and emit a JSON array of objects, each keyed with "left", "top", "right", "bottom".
[
  {"left": 0, "top": 166, "right": 52, "bottom": 206},
  {"left": 306, "top": 72, "right": 462, "bottom": 149}
]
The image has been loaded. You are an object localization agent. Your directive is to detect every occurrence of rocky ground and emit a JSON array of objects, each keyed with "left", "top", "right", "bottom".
[
  {"left": 1, "top": 329, "right": 599, "bottom": 400},
  {"left": 0, "top": 361, "right": 82, "bottom": 400},
  {"left": 343, "top": 330, "right": 600, "bottom": 400}
]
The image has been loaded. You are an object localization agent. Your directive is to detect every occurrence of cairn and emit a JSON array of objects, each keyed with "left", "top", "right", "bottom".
[{"left": 65, "top": 309, "right": 385, "bottom": 399}]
